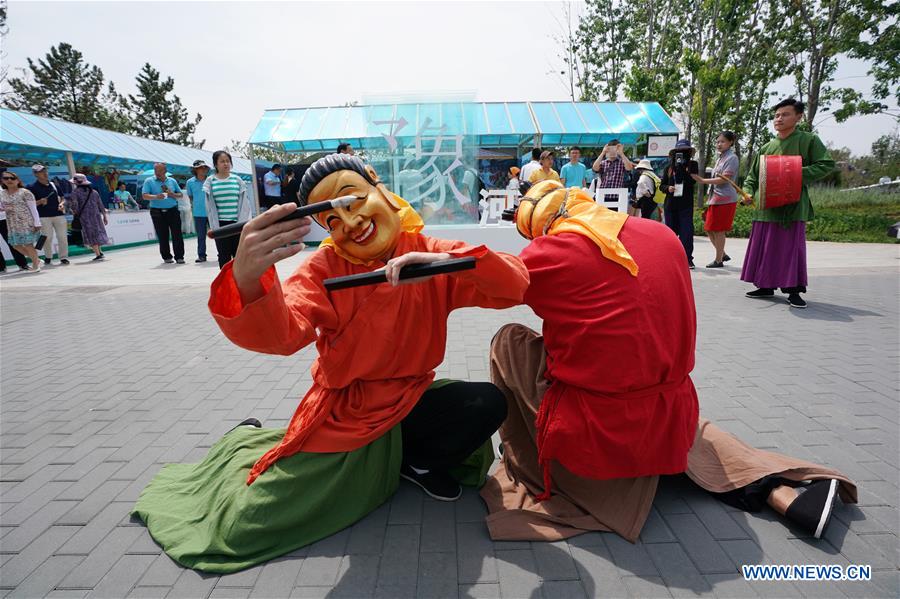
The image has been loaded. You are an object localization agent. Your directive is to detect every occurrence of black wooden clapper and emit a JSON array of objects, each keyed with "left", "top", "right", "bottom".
[{"left": 323, "top": 257, "right": 476, "bottom": 291}]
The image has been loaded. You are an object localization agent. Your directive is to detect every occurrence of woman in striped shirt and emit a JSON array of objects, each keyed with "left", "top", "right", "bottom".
[{"left": 205, "top": 150, "right": 251, "bottom": 268}]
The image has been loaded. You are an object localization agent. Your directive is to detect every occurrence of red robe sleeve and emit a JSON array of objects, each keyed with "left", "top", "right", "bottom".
[
  {"left": 208, "top": 252, "right": 339, "bottom": 356},
  {"left": 423, "top": 237, "right": 529, "bottom": 310}
]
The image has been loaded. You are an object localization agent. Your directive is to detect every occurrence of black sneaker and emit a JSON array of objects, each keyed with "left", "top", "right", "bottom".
[
  {"left": 723, "top": 254, "right": 731, "bottom": 262},
  {"left": 788, "top": 293, "right": 807, "bottom": 308},
  {"left": 706, "top": 261, "right": 724, "bottom": 268},
  {"left": 92, "top": 254, "right": 104, "bottom": 261},
  {"left": 227, "top": 417, "right": 262, "bottom": 434},
  {"left": 60, "top": 259, "right": 70, "bottom": 265},
  {"left": 43, "top": 257, "right": 51, "bottom": 265},
  {"left": 175, "top": 258, "right": 185, "bottom": 264},
  {"left": 195, "top": 257, "right": 206, "bottom": 263},
  {"left": 688, "top": 260, "right": 695, "bottom": 270},
  {"left": 746, "top": 288, "right": 775, "bottom": 298},
  {"left": 400, "top": 464, "right": 462, "bottom": 501},
  {"left": 163, "top": 258, "right": 174, "bottom": 264},
  {"left": 784, "top": 479, "right": 838, "bottom": 538}
]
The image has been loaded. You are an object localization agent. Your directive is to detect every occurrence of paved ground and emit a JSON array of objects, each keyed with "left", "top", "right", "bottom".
[{"left": 1, "top": 238, "right": 898, "bottom": 598}]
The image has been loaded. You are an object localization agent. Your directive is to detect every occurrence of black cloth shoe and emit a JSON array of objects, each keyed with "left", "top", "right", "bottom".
[
  {"left": 60, "top": 259, "right": 70, "bottom": 265},
  {"left": 706, "top": 260, "right": 724, "bottom": 268},
  {"left": 723, "top": 253, "right": 731, "bottom": 262},
  {"left": 227, "top": 417, "right": 262, "bottom": 434},
  {"left": 163, "top": 258, "right": 174, "bottom": 264},
  {"left": 92, "top": 254, "right": 104, "bottom": 261},
  {"left": 43, "top": 257, "right": 51, "bottom": 265},
  {"left": 785, "top": 479, "right": 838, "bottom": 538},
  {"left": 788, "top": 293, "right": 807, "bottom": 308},
  {"left": 746, "top": 288, "right": 775, "bottom": 298},
  {"left": 688, "top": 260, "right": 695, "bottom": 270},
  {"left": 400, "top": 464, "right": 462, "bottom": 501}
]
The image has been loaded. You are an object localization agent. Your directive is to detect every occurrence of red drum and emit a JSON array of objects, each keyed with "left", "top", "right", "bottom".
[{"left": 759, "top": 155, "right": 803, "bottom": 209}]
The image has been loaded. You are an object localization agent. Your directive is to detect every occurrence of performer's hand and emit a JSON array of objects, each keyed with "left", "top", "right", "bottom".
[
  {"left": 233, "top": 203, "right": 312, "bottom": 302},
  {"left": 383, "top": 251, "right": 452, "bottom": 287}
]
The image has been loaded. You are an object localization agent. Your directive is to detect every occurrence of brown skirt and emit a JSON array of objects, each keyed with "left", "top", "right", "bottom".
[{"left": 480, "top": 324, "right": 857, "bottom": 543}]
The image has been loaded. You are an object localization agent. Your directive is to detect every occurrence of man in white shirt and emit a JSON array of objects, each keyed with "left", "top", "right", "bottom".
[
  {"left": 520, "top": 148, "right": 542, "bottom": 186},
  {"left": 262, "top": 164, "right": 282, "bottom": 209}
]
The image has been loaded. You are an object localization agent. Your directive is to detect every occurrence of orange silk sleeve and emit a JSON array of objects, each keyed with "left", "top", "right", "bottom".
[
  {"left": 208, "top": 253, "right": 339, "bottom": 356},
  {"left": 424, "top": 237, "right": 529, "bottom": 310}
]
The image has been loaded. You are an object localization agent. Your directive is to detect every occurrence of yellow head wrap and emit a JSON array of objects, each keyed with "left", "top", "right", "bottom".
[
  {"left": 319, "top": 193, "right": 424, "bottom": 266},
  {"left": 516, "top": 180, "right": 638, "bottom": 276}
]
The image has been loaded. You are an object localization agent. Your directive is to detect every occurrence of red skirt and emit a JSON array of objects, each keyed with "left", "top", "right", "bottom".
[{"left": 704, "top": 202, "right": 736, "bottom": 231}]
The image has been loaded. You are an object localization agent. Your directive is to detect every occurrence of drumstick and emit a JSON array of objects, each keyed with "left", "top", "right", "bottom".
[
  {"left": 207, "top": 195, "right": 358, "bottom": 240},
  {"left": 720, "top": 174, "right": 754, "bottom": 205},
  {"left": 323, "top": 257, "right": 476, "bottom": 291}
]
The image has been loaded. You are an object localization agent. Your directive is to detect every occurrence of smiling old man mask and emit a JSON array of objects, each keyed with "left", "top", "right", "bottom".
[{"left": 298, "top": 154, "right": 424, "bottom": 265}]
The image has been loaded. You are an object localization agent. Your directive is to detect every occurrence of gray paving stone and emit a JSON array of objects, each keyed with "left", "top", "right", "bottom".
[
  {"left": 85, "top": 554, "right": 157, "bottom": 599},
  {"left": 58, "top": 502, "right": 132, "bottom": 554},
  {"left": 540, "top": 580, "right": 588, "bottom": 599},
  {"left": 456, "top": 522, "right": 498, "bottom": 584},
  {"left": 417, "top": 551, "right": 457, "bottom": 599},
  {"left": 495, "top": 549, "right": 541, "bottom": 599},
  {"left": 58, "top": 527, "right": 145, "bottom": 589},
  {"left": 1, "top": 252, "right": 898, "bottom": 598},
  {"left": 622, "top": 575, "right": 673, "bottom": 598},
  {"left": 8, "top": 555, "right": 84, "bottom": 599},
  {"left": 167, "top": 568, "right": 217, "bottom": 599},
  {"left": 664, "top": 514, "right": 738, "bottom": 575},
  {"left": 568, "top": 544, "right": 629, "bottom": 598},
  {"left": 420, "top": 500, "right": 456, "bottom": 553},
  {"left": 532, "top": 540, "right": 579, "bottom": 581},
  {"left": 457, "top": 582, "right": 501, "bottom": 598},
  {"left": 0, "top": 526, "right": 80, "bottom": 588},
  {"left": 247, "top": 555, "right": 305, "bottom": 598},
  {"left": 323, "top": 553, "right": 380, "bottom": 599},
  {"left": 645, "top": 543, "right": 711, "bottom": 597},
  {"left": 0, "top": 500, "right": 79, "bottom": 552}
]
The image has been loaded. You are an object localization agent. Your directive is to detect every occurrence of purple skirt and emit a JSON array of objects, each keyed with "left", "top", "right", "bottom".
[{"left": 740, "top": 221, "right": 807, "bottom": 291}]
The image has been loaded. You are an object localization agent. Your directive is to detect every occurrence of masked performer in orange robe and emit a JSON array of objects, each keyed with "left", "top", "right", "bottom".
[
  {"left": 481, "top": 181, "right": 856, "bottom": 543},
  {"left": 134, "top": 154, "right": 528, "bottom": 572}
]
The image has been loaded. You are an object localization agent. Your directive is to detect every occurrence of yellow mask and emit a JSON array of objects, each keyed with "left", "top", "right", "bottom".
[
  {"left": 308, "top": 166, "right": 422, "bottom": 265},
  {"left": 516, "top": 180, "right": 638, "bottom": 276}
]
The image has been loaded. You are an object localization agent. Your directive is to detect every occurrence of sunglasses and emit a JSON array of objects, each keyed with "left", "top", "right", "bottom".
[{"left": 1, "top": 176, "right": 17, "bottom": 181}]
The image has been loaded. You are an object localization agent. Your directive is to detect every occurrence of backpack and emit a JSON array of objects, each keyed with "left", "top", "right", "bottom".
[{"left": 643, "top": 171, "right": 666, "bottom": 205}]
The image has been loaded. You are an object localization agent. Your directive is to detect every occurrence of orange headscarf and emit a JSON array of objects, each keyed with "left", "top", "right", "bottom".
[{"left": 515, "top": 181, "right": 638, "bottom": 276}]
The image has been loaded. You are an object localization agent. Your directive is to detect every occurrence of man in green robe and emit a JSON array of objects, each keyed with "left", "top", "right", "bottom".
[{"left": 741, "top": 98, "right": 835, "bottom": 309}]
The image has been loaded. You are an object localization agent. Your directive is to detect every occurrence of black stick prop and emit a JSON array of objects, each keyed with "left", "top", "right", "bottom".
[
  {"left": 324, "top": 257, "right": 476, "bottom": 291},
  {"left": 207, "top": 195, "right": 357, "bottom": 240}
]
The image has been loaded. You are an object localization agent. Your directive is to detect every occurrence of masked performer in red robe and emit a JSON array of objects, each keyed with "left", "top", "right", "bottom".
[
  {"left": 134, "top": 154, "right": 528, "bottom": 572},
  {"left": 481, "top": 181, "right": 856, "bottom": 543}
]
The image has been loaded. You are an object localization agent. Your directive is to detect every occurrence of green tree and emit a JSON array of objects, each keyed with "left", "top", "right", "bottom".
[
  {"left": 573, "top": 0, "right": 638, "bottom": 100},
  {"left": 226, "top": 139, "right": 299, "bottom": 165},
  {"left": 122, "top": 63, "right": 203, "bottom": 147},
  {"left": 4, "top": 43, "right": 128, "bottom": 131},
  {"left": 834, "top": 0, "right": 900, "bottom": 121}
]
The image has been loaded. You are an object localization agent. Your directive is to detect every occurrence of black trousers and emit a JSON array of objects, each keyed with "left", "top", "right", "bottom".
[
  {"left": 0, "top": 219, "right": 29, "bottom": 270},
  {"left": 400, "top": 381, "right": 507, "bottom": 471},
  {"left": 150, "top": 207, "right": 184, "bottom": 260},
  {"left": 214, "top": 220, "right": 240, "bottom": 268},
  {"left": 664, "top": 205, "right": 694, "bottom": 263}
]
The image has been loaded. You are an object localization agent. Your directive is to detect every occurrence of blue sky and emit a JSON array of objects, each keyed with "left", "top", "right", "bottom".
[{"left": 3, "top": 1, "right": 894, "bottom": 156}]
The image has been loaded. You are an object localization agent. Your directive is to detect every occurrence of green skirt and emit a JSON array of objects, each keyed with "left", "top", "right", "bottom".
[{"left": 134, "top": 425, "right": 494, "bottom": 573}]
